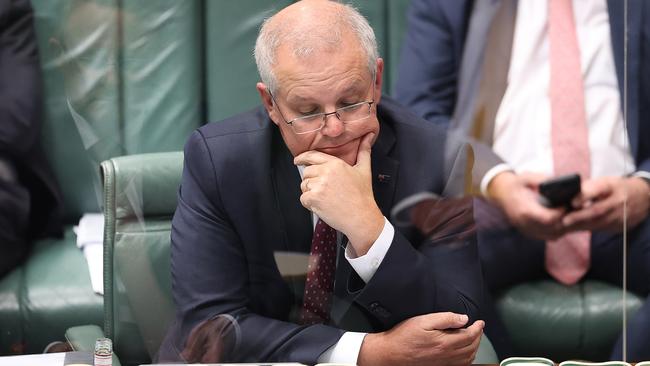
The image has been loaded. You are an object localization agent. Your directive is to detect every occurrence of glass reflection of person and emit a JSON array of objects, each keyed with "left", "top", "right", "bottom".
[{"left": 158, "top": 1, "right": 491, "bottom": 365}]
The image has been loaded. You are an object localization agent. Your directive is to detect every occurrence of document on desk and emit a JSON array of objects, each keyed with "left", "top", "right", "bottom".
[{"left": 0, "top": 351, "right": 92, "bottom": 365}]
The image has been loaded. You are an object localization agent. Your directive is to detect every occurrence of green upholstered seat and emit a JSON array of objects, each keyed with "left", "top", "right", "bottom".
[
  {"left": 498, "top": 280, "right": 642, "bottom": 361},
  {"left": 100, "top": 152, "right": 182, "bottom": 366},
  {"left": 0, "top": 0, "right": 200, "bottom": 355}
]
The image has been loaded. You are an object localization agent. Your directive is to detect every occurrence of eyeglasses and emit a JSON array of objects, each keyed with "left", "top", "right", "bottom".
[{"left": 269, "top": 79, "right": 376, "bottom": 135}]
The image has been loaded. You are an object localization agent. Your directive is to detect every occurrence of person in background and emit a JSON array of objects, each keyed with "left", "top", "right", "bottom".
[
  {"left": 158, "top": 1, "right": 492, "bottom": 365},
  {"left": 0, "top": 0, "right": 63, "bottom": 278},
  {"left": 395, "top": 0, "right": 650, "bottom": 361}
]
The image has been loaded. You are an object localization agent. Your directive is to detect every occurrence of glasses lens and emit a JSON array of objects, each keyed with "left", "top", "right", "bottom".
[
  {"left": 289, "top": 102, "right": 372, "bottom": 134},
  {"left": 337, "top": 102, "right": 372, "bottom": 123},
  {"left": 291, "top": 115, "right": 323, "bottom": 134}
]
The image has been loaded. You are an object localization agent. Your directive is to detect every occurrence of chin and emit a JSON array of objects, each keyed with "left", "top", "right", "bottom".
[{"left": 338, "top": 150, "right": 358, "bottom": 166}]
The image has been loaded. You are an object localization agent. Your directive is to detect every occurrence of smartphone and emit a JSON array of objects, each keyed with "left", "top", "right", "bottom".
[{"left": 538, "top": 173, "right": 581, "bottom": 208}]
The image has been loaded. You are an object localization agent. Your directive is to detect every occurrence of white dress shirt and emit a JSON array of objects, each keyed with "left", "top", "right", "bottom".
[
  {"left": 482, "top": 0, "right": 644, "bottom": 193},
  {"left": 297, "top": 165, "right": 395, "bottom": 363}
]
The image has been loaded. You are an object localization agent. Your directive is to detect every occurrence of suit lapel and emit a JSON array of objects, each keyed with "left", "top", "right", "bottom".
[
  {"left": 371, "top": 125, "right": 400, "bottom": 218},
  {"left": 452, "top": 0, "right": 506, "bottom": 135},
  {"left": 270, "top": 129, "right": 313, "bottom": 254},
  {"left": 607, "top": 0, "right": 641, "bottom": 156}
]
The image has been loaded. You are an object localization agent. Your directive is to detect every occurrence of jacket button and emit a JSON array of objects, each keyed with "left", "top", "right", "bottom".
[{"left": 369, "top": 302, "right": 391, "bottom": 318}]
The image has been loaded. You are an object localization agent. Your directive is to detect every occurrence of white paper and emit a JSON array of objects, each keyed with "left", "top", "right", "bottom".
[
  {"left": 0, "top": 353, "right": 66, "bottom": 366},
  {"left": 75, "top": 213, "right": 105, "bottom": 295}
]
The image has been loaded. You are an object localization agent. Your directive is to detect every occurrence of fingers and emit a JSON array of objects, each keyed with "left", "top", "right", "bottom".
[
  {"left": 355, "top": 132, "right": 375, "bottom": 169},
  {"left": 563, "top": 200, "right": 614, "bottom": 226},
  {"left": 419, "top": 312, "right": 469, "bottom": 331},
  {"left": 511, "top": 195, "right": 567, "bottom": 239},
  {"left": 442, "top": 324, "right": 484, "bottom": 366},
  {"left": 435, "top": 321, "right": 484, "bottom": 366},
  {"left": 576, "top": 178, "right": 613, "bottom": 204},
  {"left": 440, "top": 320, "right": 485, "bottom": 351},
  {"left": 525, "top": 202, "right": 565, "bottom": 224},
  {"left": 300, "top": 178, "right": 311, "bottom": 193},
  {"left": 519, "top": 172, "right": 551, "bottom": 190},
  {"left": 294, "top": 150, "right": 336, "bottom": 166}
]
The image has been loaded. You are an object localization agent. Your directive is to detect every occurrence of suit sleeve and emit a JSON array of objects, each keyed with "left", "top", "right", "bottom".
[
  {"left": 168, "top": 131, "right": 343, "bottom": 364},
  {"left": 349, "top": 131, "right": 484, "bottom": 329},
  {"left": 393, "top": 0, "right": 461, "bottom": 127},
  {"left": 0, "top": 0, "right": 43, "bottom": 158}
]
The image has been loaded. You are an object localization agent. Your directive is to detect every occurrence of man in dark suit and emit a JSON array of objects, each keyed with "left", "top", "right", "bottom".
[
  {"left": 0, "top": 0, "right": 63, "bottom": 277},
  {"left": 160, "top": 1, "right": 490, "bottom": 365},
  {"left": 395, "top": 0, "right": 650, "bottom": 361}
]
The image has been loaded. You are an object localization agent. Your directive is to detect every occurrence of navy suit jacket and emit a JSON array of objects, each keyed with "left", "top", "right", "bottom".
[
  {"left": 161, "top": 97, "right": 484, "bottom": 364},
  {"left": 395, "top": 0, "right": 650, "bottom": 175}
]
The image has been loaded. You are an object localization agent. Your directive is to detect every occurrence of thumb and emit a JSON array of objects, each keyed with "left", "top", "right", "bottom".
[
  {"left": 420, "top": 312, "right": 468, "bottom": 331},
  {"left": 355, "top": 132, "right": 375, "bottom": 169}
]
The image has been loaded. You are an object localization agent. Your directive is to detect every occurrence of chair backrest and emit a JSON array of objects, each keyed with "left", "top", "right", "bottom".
[
  {"left": 101, "top": 152, "right": 183, "bottom": 366},
  {"left": 31, "top": 0, "right": 201, "bottom": 223}
]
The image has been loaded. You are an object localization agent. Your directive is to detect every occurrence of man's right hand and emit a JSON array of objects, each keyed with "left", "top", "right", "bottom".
[
  {"left": 357, "top": 312, "right": 484, "bottom": 366},
  {"left": 487, "top": 171, "right": 566, "bottom": 240}
]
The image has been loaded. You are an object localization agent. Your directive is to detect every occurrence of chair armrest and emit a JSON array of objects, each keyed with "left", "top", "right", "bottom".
[
  {"left": 475, "top": 334, "right": 499, "bottom": 364},
  {"left": 65, "top": 325, "right": 122, "bottom": 366}
]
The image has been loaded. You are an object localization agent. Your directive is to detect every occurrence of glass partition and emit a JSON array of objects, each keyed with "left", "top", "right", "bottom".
[{"left": 2, "top": 0, "right": 647, "bottom": 365}]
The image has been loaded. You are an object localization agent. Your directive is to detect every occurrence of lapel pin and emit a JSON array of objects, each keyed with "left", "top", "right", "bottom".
[{"left": 377, "top": 174, "right": 391, "bottom": 183}]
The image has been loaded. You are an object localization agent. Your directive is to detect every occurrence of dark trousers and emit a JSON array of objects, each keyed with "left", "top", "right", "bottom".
[
  {"left": 477, "top": 202, "right": 650, "bottom": 362},
  {"left": 0, "top": 179, "right": 30, "bottom": 278}
]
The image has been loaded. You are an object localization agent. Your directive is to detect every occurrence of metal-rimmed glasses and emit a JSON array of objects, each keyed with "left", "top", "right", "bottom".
[{"left": 269, "top": 78, "right": 376, "bottom": 135}]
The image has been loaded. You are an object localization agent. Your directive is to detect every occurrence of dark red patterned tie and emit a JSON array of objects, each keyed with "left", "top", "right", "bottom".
[{"left": 299, "top": 219, "right": 337, "bottom": 325}]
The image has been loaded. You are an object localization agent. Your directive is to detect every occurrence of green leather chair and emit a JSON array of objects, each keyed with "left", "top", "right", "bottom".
[
  {"left": 66, "top": 152, "right": 182, "bottom": 366},
  {"left": 66, "top": 152, "right": 498, "bottom": 366},
  {"left": 497, "top": 280, "right": 642, "bottom": 361},
  {"left": 0, "top": 0, "right": 200, "bottom": 355}
]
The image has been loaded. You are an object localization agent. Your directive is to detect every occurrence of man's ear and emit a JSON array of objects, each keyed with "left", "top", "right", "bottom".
[
  {"left": 257, "top": 83, "right": 274, "bottom": 112},
  {"left": 257, "top": 82, "right": 281, "bottom": 126},
  {"left": 373, "top": 58, "right": 384, "bottom": 105}
]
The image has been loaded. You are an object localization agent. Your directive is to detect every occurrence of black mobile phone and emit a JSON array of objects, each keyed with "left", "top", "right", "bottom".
[{"left": 538, "top": 173, "right": 581, "bottom": 208}]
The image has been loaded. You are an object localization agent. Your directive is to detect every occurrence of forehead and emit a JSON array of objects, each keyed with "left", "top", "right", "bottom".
[{"left": 272, "top": 36, "right": 371, "bottom": 98}]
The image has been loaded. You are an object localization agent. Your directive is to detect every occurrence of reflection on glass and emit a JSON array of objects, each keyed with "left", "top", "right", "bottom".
[{"left": 9, "top": 0, "right": 649, "bottom": 364}]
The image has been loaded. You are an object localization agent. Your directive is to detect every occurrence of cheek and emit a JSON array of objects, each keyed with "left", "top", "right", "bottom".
[
  {"left": 356, "top": 118, "right": 380, "bottom": 136},
  {"left": 283, "top": 133, "right": 314, "bottom": 157}
]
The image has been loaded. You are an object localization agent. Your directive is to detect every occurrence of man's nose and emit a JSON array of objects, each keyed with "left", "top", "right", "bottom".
[{"left": 320, "top": 113, "right": 345, "bottom": 137}]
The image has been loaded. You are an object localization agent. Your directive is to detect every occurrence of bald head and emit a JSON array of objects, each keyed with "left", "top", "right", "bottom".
[{"left": 254, "top": 0, "right": 378, "bottom": 93}]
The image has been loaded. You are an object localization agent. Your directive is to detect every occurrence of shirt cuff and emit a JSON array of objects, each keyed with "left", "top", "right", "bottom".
[
  {"left": 317, "top": 331, "right": 367, "bottom": 364},
  {"left": 480, "top": 163, "right": 513, "bottom": 197},
  {"left": 631, "top": 170, "right": 650, "bottom": 182},
  {"left": 345, "top": 216, "right": 394, "bottom": 283}
]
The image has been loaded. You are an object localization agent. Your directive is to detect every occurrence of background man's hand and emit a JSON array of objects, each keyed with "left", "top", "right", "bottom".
[
  {"left": 563, "top": 176, "right": 650, "bottom": 232},
  {"left": 357, "top": 312, "right": 484, "bottom": 366},
  {"left": 487, "top": 171, "right": 566, "bottom": 240},
  {"left": 294, "top": 133, "right": 383, "bottom": 255}
]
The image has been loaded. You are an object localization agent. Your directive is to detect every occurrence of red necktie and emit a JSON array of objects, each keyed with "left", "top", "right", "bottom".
[
  {"left": 299, "top": 219, "right": 337, "bottom": 325},
  {"left": 545, "top": 0, "right": 591, "bottom": 285}
]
